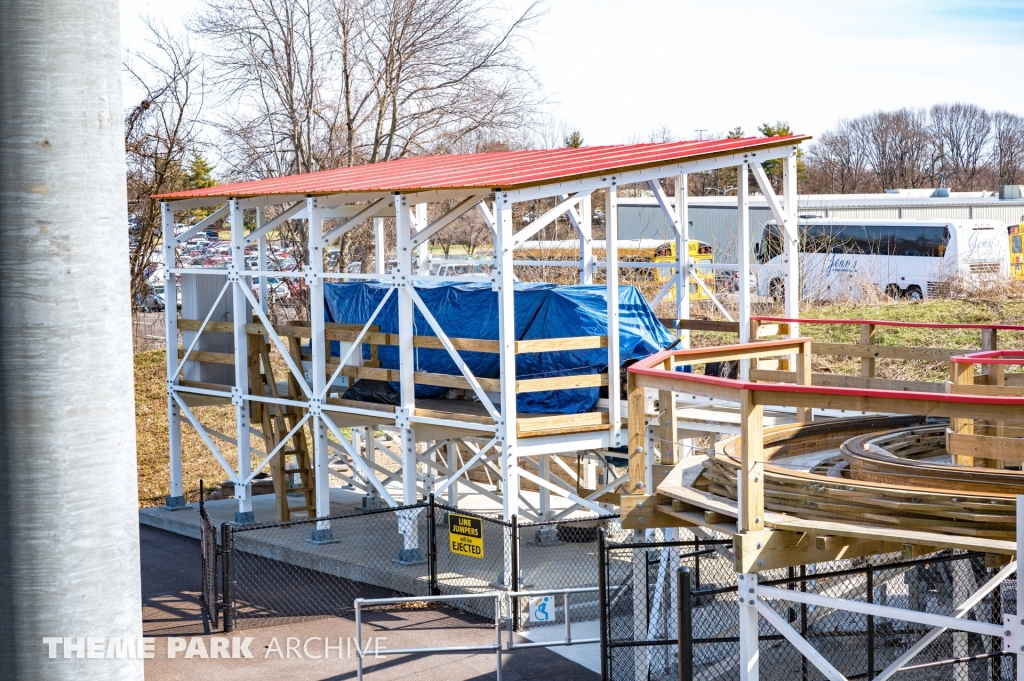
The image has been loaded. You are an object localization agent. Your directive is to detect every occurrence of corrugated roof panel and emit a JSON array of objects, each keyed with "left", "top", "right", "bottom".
[{"left": 155, "top": 135, "right": 808, "bottom": 200}]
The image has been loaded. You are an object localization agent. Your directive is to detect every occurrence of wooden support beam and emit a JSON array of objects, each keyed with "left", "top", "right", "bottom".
[
  {"left": 948, "top": 361, "right": 976, "bottom": 466},
  {"left": 515, "top": 373, "right": 607, "bottom": 393},
  {"left": 514, "top": 336, "right": 607, "bottom": 353},
  {"left": 627, "top": 370, "right": 647, "bottom": 494},
  {"left": 946, "top": 430, "right": 1024, "bottom": 464},
  {"left": 658, "top": 388, "right": 680, "bottom": 465},
  {"left": 860, "top": 323, "right": 876, "bottom": 378},
  {"left": 658, "top": 318, "right": 740, "bottom": 334},
  {"left": 705, "top": 511, "right": 733, "bottom": 525},
  {"left": 754, "top": 323, "right": 790, "bottom": 339},
  {"left": 734, "top": 529, "right": 904, "bottom": 573},
  {"left": 812, "top": 342, "right": 962, "bottom": 362},
  {"left": 620, "top": 494, "right": 683, "bottom": 529},
  {"left": 795, "top": 339, "right": 812, "bottom": 422},
  {"left": 738, "top": 388, "right": 764, "bottom": 533}
]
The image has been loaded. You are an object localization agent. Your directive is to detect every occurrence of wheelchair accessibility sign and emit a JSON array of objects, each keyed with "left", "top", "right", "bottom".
[
  {"left": 529, "top": 596, "right": 554, "bottom": 623},
  {"left": 447, "top": 512, "right": 484, "bottom": 559}
]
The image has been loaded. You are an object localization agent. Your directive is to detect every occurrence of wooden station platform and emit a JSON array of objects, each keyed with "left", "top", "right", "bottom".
[{"left": 620, "top": 330, "right": 1024, "bottom": 574}]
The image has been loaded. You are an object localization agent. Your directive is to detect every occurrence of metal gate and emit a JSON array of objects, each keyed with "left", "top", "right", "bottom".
[{"left": 199, "top": 489, "right": 219, "bottom": 630}]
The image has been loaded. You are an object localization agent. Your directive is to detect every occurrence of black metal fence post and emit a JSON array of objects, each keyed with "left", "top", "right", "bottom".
[
  {"left": 221, "top": 523, "right": 234, "bottom": 633},
  {"left": 597, "top": 527, "right": 609, "bottom": 681},
  {"left": 867, "top": 566, "right": 875, "bottom": 679},
  {"left": 677, "top": 566, "right": 693, "bottom": 681},
  {"left": 800, "top": 564, "right": 808, "bottom": 681},
  {"left": 510, "top": 514, "right": 520, "bottom": 632},
  {"left": 991, "top": 567, "right": 1003, "bottom": 681},
  {"left": 427, "top": 494, "right": 439, "bottom": 596}
]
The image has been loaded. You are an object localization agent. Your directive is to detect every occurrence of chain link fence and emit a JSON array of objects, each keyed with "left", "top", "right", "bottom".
[
  {"left": 510, "top": 514, "right": 624, "bottom": 632},
  {"left": 602, "top": 529, "right": 1016, "bottom": 681},
  {"left": 204, "top": 493, "right": 621, "bottom": 632},
  {"left": 198, "top": 490, "right": 219, "bottom": 630}
]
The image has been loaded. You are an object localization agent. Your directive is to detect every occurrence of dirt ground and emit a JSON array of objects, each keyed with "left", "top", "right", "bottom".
[{"left": 140, "top": 525, "right": 598, "bottom": 681}]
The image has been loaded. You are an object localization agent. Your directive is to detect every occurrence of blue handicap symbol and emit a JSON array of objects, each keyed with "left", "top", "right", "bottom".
[{"left": 535, "top": 598, "right": 551, "bottom": 621}]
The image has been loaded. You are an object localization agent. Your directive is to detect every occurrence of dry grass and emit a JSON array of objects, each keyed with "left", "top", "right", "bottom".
[{"left": 135, "top": 349, "right": 245, "bottom": 506}]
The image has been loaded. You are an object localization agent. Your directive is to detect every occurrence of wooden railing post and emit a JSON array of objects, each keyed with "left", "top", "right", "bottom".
[
  {"left": 658, "top": 359, "right": 680, "bottom": 465},
  {"left": 738, "top": 388, "right": 764, "bottom": 533},
  {"left": 860, "top": 323, "right": 876, "bottom": 378},
  {"left": 948, "top": 359, "right": 976, "bottom": 466},
  {"left": 749, "top": 319, "right": 761, "bottom": 373},
  {"left": 627, "top": 370, "right": 647, "bottom": 494},
  {"left": 796, "top": 340, "right": 813, "bottom": 422},
  {"left": 981, "top": 328, "right": 997, "bottom": 382}
]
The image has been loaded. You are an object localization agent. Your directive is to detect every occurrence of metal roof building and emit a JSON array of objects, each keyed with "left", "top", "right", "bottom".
[
  {"left": 154, "top": 134, "right": 809, "bottom": 538},
  {"left": 619, "top": 189, "right": 1024, "bottom": 262}
]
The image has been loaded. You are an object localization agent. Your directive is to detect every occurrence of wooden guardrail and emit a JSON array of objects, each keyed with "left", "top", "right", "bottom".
[
  {"left": 624, "top": 339, "right": 1024, "bottom": 571},
  {"left": 663, "top": 315, "right": 1024, "bottom": 390},
  {"left": 176, "top": 317, "right": 611, "bottom": 393}
]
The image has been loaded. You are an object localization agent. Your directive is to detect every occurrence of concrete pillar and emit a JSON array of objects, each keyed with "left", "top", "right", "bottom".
[{"left": 0, "top": 0, "right": 145, "bottom": 675}]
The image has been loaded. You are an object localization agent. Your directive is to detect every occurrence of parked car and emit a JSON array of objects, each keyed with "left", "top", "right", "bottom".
[
  {"left": 252, "top": 276, "right": 291, "bottom": 302},
  {"left": 134, "top": 292, "right": 165, "bottom": 312}
]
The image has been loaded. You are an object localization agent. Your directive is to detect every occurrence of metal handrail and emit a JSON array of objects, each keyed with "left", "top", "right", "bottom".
[
  {"left": 505, "top": 586, "right": 600, "bottom": 650},
  {"left": 354, "top": 591, "right": 504, "bottom": 681}
]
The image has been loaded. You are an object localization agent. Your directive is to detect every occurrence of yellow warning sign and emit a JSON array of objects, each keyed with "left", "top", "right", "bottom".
[{"left": 448, "top": 513, "right": 484, "bottom": 559}]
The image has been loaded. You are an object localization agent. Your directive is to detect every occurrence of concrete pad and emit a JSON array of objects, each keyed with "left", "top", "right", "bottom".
[{"left": 520, "top": 619, "right": 600, "bottom": 674}]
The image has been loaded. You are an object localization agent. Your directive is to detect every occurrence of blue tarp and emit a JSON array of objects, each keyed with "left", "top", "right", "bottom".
[{"left": 324, "top": 282, "right": 674, "bottom": 414}]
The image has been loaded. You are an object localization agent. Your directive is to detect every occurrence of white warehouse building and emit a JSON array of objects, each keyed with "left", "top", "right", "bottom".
[{"left": 618, "top": 188, "right": 1024, "bottom": 262}]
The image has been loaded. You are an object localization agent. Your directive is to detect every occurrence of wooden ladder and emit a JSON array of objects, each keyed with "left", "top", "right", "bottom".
[{"left": 250, "top": 332, "right": 316, "bottom": 521}]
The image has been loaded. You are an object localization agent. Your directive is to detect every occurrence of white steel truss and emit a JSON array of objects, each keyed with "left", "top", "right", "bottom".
[
  {"left": 733, "top": 497, "right": 1024, "bottom": 680},
  {"left": 161, "top": 143, "right": 802, "bottom": 538}
]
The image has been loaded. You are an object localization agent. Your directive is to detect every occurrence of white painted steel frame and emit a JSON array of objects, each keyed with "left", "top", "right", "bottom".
[
  {"left": 161, "top": 143, "right": 800, "bottom": 528},
  {"left": 734, "top": 500, "right": 1024, "bottom": 681}
]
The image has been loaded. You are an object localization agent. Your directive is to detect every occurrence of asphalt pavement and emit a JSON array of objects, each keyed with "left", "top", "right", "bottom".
[{"left": 141, "top": 525, "right": 599, "bottom": 680}]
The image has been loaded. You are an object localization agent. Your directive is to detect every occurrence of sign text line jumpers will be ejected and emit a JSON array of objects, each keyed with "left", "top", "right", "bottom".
[{"left": 448, "top": 513, "right": 484, "bottom": 559}]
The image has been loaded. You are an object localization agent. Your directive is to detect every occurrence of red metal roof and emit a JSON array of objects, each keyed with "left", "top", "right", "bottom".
[{"left": 155, "top": 135, "right": 809, "bottom": 200}]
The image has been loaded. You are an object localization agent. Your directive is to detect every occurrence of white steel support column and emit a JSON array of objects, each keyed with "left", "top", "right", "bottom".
[
  {"left": 737, "top": 163, "right": 751, "bottom": 380},
  {"left": 307, "top": 196, "right": 334, "bottom": 540},
  {"left": 580, "top": 194, "right": 595, "bottom": 284},
  {"left": 782, "top": 154, "right": 800, "bottom": 336},
  {"left": 738, "top": 573, "right": 760, "bottom": 680},
  {"left": 374, "top": 217, "right": 385, "bottom": 274},
  {"left": 415, "top": 203, "right": 429, "bottom": 274},
  {"left": 230, "top": 198, "right": 254, "bottom": 523},
  {"left": 257, "top": 208, "right": 268, "bottom": 313},
  {"left": 446, "top": 440, "right": 458, "bottom": 506},
  {"left": 675, "top": 175, "right": 690, "bottom": 348},
  {"left": 494, "top": 191, "right": 520, "bottom": 524},
  {"left": 606, "top": 185, "right": 622, "bottom": 446},
  {"left": 163, "top": 202, "right": 184, "bottom": 507},
  {"left": 396, "top": 194, "right": 419, "bottom": 510},
  {"left": 538, "top": 454, "right": 551, "bottom": 520}
]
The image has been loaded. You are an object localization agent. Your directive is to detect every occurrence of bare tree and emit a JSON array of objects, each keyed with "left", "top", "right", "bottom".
[
  {"left": 359, "top": 0, "right": 543, "bottom": 161},
  {"left": 124, "top": 21, "right": 205, "bottom": 304},
  {"left": 930, "top": 102, "right": 992, "bottom": 190},
  {"left": 805, "top": 120, "right": 873, "bottom": 193},
  {"left": 191, "top": 0, "right": 339, "bottom": 178},
  {"left": 851, "top": 108, "right": 933, "bottom": 190},
  {"left": 991, "top": 111, "right": 1024, "bottom": 187}
]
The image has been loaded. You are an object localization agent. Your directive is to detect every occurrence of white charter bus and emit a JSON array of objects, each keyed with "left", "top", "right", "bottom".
[{"left": 753, "top": 218, "right": 1009, "bottom": 302}]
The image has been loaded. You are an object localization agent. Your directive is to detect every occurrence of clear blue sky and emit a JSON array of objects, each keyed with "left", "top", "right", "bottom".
[{"left": 120, "top": 0, "right": 1024, "bottom": 145}]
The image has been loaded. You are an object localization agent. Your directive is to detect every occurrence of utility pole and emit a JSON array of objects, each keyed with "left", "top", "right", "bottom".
[{"left": 0, "top": 0, "right": 144, "bottom": 677}]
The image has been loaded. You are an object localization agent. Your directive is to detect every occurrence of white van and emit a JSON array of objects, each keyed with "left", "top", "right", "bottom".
[{"left": 754, "top": 218, "right": 1009, "bottom": 301}]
